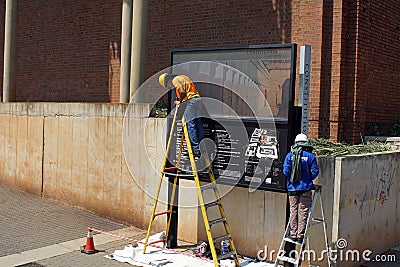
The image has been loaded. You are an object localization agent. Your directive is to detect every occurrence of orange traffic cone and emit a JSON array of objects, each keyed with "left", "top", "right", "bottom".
[{"left": 81, "top": 227, "right": 97, "bottom": 254}]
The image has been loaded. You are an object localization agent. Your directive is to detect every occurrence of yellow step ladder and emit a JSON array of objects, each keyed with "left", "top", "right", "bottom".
[{"left": 143, "top": 107, "right": 240, "bottom": 267}]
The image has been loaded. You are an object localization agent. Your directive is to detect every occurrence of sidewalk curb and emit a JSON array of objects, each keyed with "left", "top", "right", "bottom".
[{"left": 0, "top": 227, "right": 132, "bottom": 267}]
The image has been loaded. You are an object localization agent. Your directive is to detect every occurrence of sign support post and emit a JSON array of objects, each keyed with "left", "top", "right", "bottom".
[{"left": 298, "top": 45, "right": 311, "bottom": 135}]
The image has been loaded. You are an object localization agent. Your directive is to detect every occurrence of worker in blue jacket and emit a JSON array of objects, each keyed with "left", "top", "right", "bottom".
[{"left": 283, "top": 133, "right": 319, "bottom": 244}]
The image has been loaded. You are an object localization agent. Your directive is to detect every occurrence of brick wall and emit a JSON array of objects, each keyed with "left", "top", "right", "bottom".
[
  {"left": 334, "top": 0, "right": 400, "bottom": 142},
  {"left": 338, "top": 0, "right": 360, "bottom": 143},
  {"left": 1, "top": 0, "right": 399, "bottom": 141},
  {"left": 109, "top": 42, "right": 121, "bottom": 103},
  {"left": 146, "top": 0, "right": 293, "bottom": 77},
  {"left": 15, "top": 0, "right": 121, "bottom": 102},
  {"left": 290, "top": 0, "right": 325, "bottom": 138},
  {"left": 357, "top": 0, "right": 400, "bottom": 135}
]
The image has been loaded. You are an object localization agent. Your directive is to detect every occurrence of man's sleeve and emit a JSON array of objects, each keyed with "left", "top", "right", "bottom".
[
  {"left": 310, "top": 155, "right": 319, "bottom": 179},
  {"left": 283, "top": 153, "right": 291, "bottom": 177}
]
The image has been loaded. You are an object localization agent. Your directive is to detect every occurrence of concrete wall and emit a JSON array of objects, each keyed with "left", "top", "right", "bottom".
[
  {"left": 0, "top": 102, "right": 399, "bottom": 266},
  {"left": 194, "top": 184, "right": 287, "bottom": 257},
  {"left": 0, "top": 102, "right": 287, "bottom": 257},
  {"left": 0, "top": 102, "right": 167, "bottom": 231},
  {"left": 308, "top": 153, "right": 400, "bottom": 267},
  {"left": 332, "top": 152, "right": 400, "bottom": 267},
  {"left": 309, "top": 156, "right": 336, "bottom": 267}
]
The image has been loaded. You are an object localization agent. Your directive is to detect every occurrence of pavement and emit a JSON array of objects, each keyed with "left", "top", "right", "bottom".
[
  {"left": 0, "top": 184, "right": 145, "bottom": 267},
  {"left": 0, "top": 184, "right": 399, "bottom": 267}
]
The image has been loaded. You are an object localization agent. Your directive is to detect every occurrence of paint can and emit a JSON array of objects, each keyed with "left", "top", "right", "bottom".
[{"left": 221, "top": 240, "right": 229, "bottom": 254}]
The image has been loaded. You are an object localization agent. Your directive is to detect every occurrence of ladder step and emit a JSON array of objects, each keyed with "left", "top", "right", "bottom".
[
  {"left": 164, "top": 166, "right": 178, "bottom": 171},
  {"left": 145, "top": 111, "right": 241, "bottom": 263},
  {"left": 201, "top": 183, "right": 216, "bottom": 191},
  {"left": 205, "top": 201, "right": 220, "bottom": 209},
  {"left": 162, "top": 172, "right": 194, "bottom": 177},
  {"left": 148, "top": 239, "right": 165, "bottom": 245},
  {"left": 312, "top": 218, "right": 324, "bottom": 223},
  {"left": 194, "top": 169, "right": 211, "bottom": 174},
  {"left": 277, "top": 255, "right": 298, "bottom": 265},
  {"left": 154, "top": 211, "right": 171, "bottom": 217},
  {"left": 213, "top": 234, "right": 231, "bottom": 244},
  {"left": 283, "top": 237, "right": 302, "bottom": 245},
  {"left": 209, "top": 217, "right": 226, "bottom": 226},
  {"left": 218, "top": 251, "right": 236, "bottom": 260}
]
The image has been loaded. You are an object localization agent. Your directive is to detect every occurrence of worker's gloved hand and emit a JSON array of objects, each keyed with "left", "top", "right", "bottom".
[{"left": 174, "top": 100, "right": 180, "bottom": 107}]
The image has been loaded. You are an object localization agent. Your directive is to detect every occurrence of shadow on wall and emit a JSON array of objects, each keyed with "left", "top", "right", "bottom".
[
  {"left": 318, "top": 0, "right": 333, "bottom": 139},
  {"left": 109, "top": 42, "right": 121, "bottom": 103},
  {"left": 338, "top": 0, "right": 362, "bottom": 143}
]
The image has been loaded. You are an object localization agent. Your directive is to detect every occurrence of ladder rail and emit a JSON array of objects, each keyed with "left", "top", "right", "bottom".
[
  {"left": 182, "top": 117, "right": 220, "bottom": 267},
  {"left": 143, "top": 107, "right": 240, "bottom": 267},
  {"left": 143, "top": 108, "right": 179, "bottom": 253},
  {"left": 319, "top": 187, "right": 332, "bottom": 267},
  {"left": 297, "top": 188, "right": 320, "bottom": 267},
  {"left": 183, "top": 123, "right": 240, "bottom": 266},
  {"left": 274, "top": 185, "right": 332, "bottom": 267},
  {"left": 202, "top": 150, "right": 241, "bottom": 267},
  {"left": 165, "top": 130, "right": 185, "bottom": 244},
  {"left": 275, "top": 221, "right": 291, "bottom": 267}
]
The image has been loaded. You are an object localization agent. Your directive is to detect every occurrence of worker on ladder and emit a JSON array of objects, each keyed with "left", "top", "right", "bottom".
[
  {"left": 159, "top": 73, "right": 205, "bottom": 160},
  {"left": 149, "top": 73, "right": 241, "bottom": 267},
  {"left": 283, "top": 133, "right": 319, "bottom": 244}
]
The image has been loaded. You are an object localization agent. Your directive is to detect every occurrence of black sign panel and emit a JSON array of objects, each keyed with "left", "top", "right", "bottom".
[
  {"left": 169, "top": 116, "right": 289, "bottom": 192},
  {"left": 169, "top": 45, "right": 297, "bottom": 192}
]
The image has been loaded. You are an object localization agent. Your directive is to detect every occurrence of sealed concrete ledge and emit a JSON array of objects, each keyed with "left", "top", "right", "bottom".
[
  {"left": 0, "top": 102, "right": 154, "bottom": 118},
  {"left": 365, "top": 135, "right": 400, "bottom": 150}
]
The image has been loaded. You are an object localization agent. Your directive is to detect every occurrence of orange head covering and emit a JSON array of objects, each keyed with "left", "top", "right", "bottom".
[{"left": 171, "top": 75, "right": 200, "bottom": 102}]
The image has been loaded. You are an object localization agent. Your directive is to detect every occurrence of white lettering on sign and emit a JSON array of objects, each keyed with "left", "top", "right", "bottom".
[{"left": 300, "top": 45, "right": 311, "bottom": 135}]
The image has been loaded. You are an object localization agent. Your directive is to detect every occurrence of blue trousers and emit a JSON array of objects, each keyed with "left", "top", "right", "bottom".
[{"left": 183, "top": 97, "right": 204, "bottom": 151}]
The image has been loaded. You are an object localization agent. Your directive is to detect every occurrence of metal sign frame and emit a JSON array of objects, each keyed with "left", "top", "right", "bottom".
[{"left": 167, "top": 44, "right": 298, "bottom": 193}]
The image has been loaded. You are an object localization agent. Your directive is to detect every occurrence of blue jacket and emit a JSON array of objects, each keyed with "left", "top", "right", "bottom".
[{"left": 283, "top": 150, "right": 319, "bottom": 192}]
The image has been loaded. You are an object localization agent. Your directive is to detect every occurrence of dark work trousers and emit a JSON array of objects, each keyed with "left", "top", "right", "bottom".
[
  {"left": 288, "top": 190, "right": 312, "bottom": 239},
  {"left": 182, "top": 97, "right": 204, "bottom": 151}
]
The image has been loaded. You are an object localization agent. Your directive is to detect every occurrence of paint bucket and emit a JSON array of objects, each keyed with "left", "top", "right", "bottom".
[{"left": 221, "top": 240, "right": 229, "bottom": 254}]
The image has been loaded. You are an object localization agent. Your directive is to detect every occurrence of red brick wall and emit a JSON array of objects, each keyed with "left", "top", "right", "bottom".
[
  {"left": 15, "top": 0, "right": 121, "bottom": 102},
  {"left": 109, "top": 42, "right": 121, "bottom": 103},
  {"left": 146, "top": 0, "right": 293, "bottom": 77},
  {"left": 2, "top": 0, "right": 399, "bottom": 141},
  {"left": 291, "top": 0, "right": 324, "bottom": 139},
  {"left": 334, "top": 0, "right": 400, "bottom": 142},
  {"left": 337, "top": 0, "right": 360, "bottom": 143},
  {"left": 320, "top": 0, "right": 340, "bottom": 141},
  {"left": 356, "top": 0, "right": 400, "bottom": 135}
]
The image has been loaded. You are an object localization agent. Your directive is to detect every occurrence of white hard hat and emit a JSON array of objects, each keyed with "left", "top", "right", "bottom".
[{"left": 295, "top": 133, "right": 308, "bottom": 143}]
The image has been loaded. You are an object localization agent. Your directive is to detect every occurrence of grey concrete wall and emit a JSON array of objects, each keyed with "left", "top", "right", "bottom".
[
  {"left": 0, "top": 102, "right": 287, "bottom": 259},
  {"left": 0, "top": 102, "right": 167, "bottom": 231},
  {"left": 0, "top": 102, "right": 399, "bottom": 267},
  {"left": 195, "top": 184, "right": 287, "bottom": 257},
  {"left": 308, "top": 156, "right": 336, "bottom": 267},
  {"left": 332, "top": 152, "right": 400, "bottom": 267}
]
